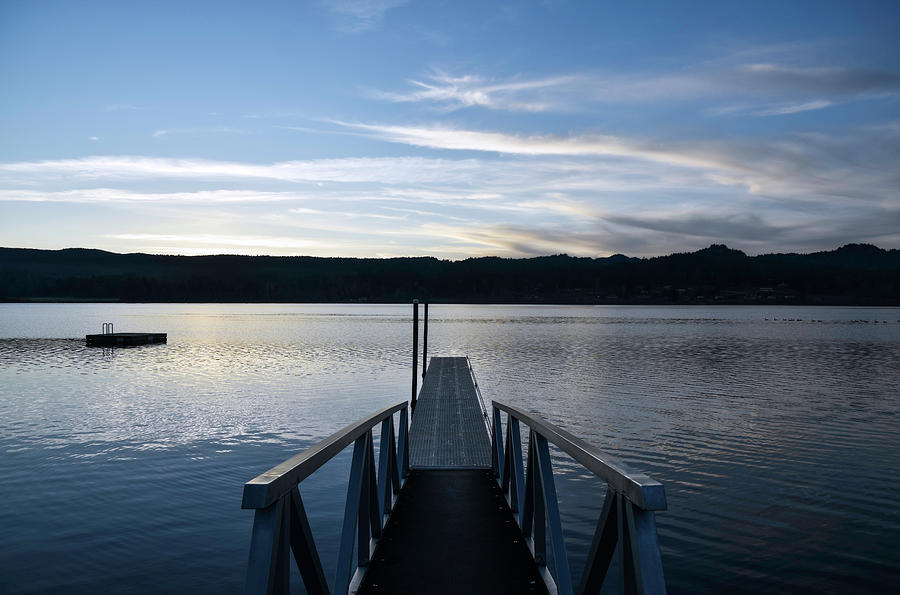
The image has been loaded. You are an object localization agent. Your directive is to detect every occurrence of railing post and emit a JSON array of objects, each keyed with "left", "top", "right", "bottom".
[
  {"left": 358, "top": 431, "right": 375, "bottom": 567},
  {"left": 531, "top": 431, "right": 546, "bottom": 567},
  {"left": 411, "top": 300, "right": 418, "bottom": 414},
  {"left": 492, "top": 407, "right": 503, "bottom": 479},
  {"left": 274, "top": 495, "right": 291, "bottom": 593},
  {"left": 618, "top": 493, "right": 637, "bottom": 595},
  {"left": 399, "top": 405, "right": 410, "bottom": 479},
  {"left": 335, "top": 435, "right": 367, "bottom": 595},
  {"left": 245, "top": 497, "right": 287, "bottom": 595},
  {"left": 508, "top": 417, "right": 525, "bottom": 520},
  {"left": 578, "top": 487, "right": 618, "bottom": 595},
  {"left": 289, "top": 487, "right": 329, "bottom": 595},
  {"left": 522, "top": 429, "right": 535, "bottom": 538},
  {"left": 377, "top": 417, "right": 393, "bottom": 519},
  {"left": 535, "top": 433, "right": 573, "bottom": 595},
  {"left": 422, "top": 302, "right": 428, "bottom": 378}
]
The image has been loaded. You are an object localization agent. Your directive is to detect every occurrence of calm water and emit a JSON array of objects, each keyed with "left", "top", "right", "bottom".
[{"left": 1, "top": 303, "right": 899, "bottom": 593}]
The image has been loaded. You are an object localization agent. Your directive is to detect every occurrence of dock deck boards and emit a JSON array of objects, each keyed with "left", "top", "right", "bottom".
[{"left": 408, "top": 357, "right": 492, "bottom": 469}]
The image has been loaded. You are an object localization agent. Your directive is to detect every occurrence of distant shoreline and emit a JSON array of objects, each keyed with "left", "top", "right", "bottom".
[
  {"left": 2, "top": 243, "right": 899, "bottom": 306},
  {"left": 4, "top": 298, "right": 900, "bottom": 306}
]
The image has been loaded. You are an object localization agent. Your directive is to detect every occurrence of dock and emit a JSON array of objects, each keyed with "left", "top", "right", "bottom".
[
  {"left": 407, "top": 357, "right": 491, "bottom": 469},
  {"left": 356, "top": 357, "right": 542, "bottom": 593},
  {"left": 85, "top": 332, "right": 167, "bottom": 347},
  {"left": 241, "top": 304, "right": 668, "bottom": 595},
  {"left": 85, "top": 322, "right": 166, "bottom": 347}
]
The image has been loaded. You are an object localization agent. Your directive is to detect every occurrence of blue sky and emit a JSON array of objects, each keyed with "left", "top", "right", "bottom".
[{"left": 1, "top": 0, "right": 898, "bottom": 258}]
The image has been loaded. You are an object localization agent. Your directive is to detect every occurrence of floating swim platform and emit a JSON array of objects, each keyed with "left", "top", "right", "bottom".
[{"left": 85, "top": 332, "right": 167, "bottom": 347}]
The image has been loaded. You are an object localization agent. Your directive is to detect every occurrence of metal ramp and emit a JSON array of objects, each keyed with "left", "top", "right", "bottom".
[
  {"left": 241, "top": 306, "right": 668, "bottom": 594},
  {"left": 408, "top": 357, "right": 491, "bottom": 469}
]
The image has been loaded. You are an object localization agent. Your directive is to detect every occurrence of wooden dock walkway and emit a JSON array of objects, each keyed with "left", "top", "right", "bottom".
[{"left": 242, "top": 304, "right": 668, "bottom": 595}]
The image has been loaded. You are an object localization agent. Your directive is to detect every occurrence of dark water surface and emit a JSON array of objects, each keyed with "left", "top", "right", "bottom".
[{"left": 1, "top": 304, "right": 899, "bottom": 593}]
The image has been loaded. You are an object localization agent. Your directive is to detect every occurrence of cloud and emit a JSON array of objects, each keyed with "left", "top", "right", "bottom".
[
  {"left": 327, "top": 0, "right": 408, "bottom": 32},
  {"left": 3, "top": 115, "right": 898, "bottom": 258},
  {"left": 373, "top": 71, "right": 581, "bottom": 112},
  {"left": 333, "top": 121, "right": 900, "bottom": 203},
  {"left": 0, "top": 155, "right": 490, "bottom": 185},
  {"left": 372, "top": 59, "right": 900, "bottom": 114},
  {"left": 0, "top": 189, "right": 302, "bottom": 204},
  {"left": 104, "top": 233, "right": 327, "bottom": 252},
  {"left": 289, "top": 207, "right": 403, "bottom": 220},
  {"left": 104, "top": 104, "right": 144, "bottom": 111},
  {"left": 602, "top": 210, "right": 793, "bottom": 243},
  {"left": 152, "top": 126, "right": 248, "bottom": 139},
  {"left": 414, "top": 222, "right": 605, "bottom": 256},
  {"left": 243, "top": 110, "right": 308, "bottom": 120},
  {"left": 372, "top": 70, "right": 716, "bottom": 112},
  {"left": 737, "top": 63, "right": 900, "bottom": 96},
  {"left": 88, "top": 137, "right": 100, "bottom": 141},
  {"left": 751, "top": 100, "right": 833, "bottom": 117}
]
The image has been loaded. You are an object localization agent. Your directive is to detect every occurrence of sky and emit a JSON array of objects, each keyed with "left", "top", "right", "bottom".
[{"left": 1, "top": 0, "right": 899, "bottom": 259}]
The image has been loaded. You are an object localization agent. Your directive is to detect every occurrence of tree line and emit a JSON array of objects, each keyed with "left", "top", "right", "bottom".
[{"left": 1, "top": 243, "right": 898, "bottom": 304}]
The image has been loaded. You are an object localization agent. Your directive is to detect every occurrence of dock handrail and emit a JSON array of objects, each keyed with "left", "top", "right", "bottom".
[
  {"left": 465, "top": 355, "right": 493, "bottom": 440},
  {"left": 492, "top": 400, "right": 667, "bottom": 595},
  {"left": 242, "top": 400, "right": 410, "bottom": 594}
]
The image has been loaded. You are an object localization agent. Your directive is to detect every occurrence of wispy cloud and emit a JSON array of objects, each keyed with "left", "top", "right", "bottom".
[
  {"left": 372, "top": 59, "right": 900, "bottom": 114},
  {"left": 289, "top": 207, "right": 403, "bottom": 220},
  {"left": 751, "top": 100, "right": 833, "bottom": 116},
  {"left": 242, "top": 110, "right": 308, "bottom": 120},
  {"left": 326, "top": 0, "right": 408, "bottom": 32},
  {"left": 332, "top": 120, "right": 900, "bottom": 203},
  {"left": 104, "top": 233, "right": 327, "bottom": 252},
  {"left": 333, "top": 121, "right": 737, "bottom": 172},
  {"left": 3, "top": 115, "right": 898, "bottom": 257},
  {"left": 0, "top": 155, "right": 488, "bottom": 185},
  {"left": 104, "top": 104, "right": 144, "bottom": 112},
  {"left": 0, "top": 189, "right": 302, "bottom": 204},
  {"left": 373, "top": 71, "right": 580, "bottom": 112},
  {"left": 736, "top": 63, "right": 900, "bottom": 95},
  {"left": 152, "top": 126, "right": 249, "bottom": 139}
]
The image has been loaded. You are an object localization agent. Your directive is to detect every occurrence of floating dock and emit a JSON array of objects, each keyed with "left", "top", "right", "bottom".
[
  {"left": 242, "top": 303, "right": 667, "bottom": 595},
  {"left": 85, "top": 332, "right": 167, "bottom": 347},
  {"left": 408, "top": 357, "right": 491, "bottom": 469}
]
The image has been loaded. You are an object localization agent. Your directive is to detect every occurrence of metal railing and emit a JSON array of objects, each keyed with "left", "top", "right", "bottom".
[
  {"left": 242, "top": 401, "right": 410, "bottom": 595},
  {"left": 492, "top": 401, "right": 667, "bottom": 595},
  {"left": 465, "top": 355, "right": 493, "bottom": 440}
]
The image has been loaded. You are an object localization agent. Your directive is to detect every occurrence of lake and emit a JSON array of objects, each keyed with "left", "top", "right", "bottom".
[{"left": 1, "top": 303, "right": 899, "bottom": 593}]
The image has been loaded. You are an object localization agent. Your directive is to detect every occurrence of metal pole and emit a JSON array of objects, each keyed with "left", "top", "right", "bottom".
[
  {"left": 422, "top": 302, "right": 428, "bottom": 379},
  {"left": 411, "top": 300, "right": 419, "bottom": 414}
]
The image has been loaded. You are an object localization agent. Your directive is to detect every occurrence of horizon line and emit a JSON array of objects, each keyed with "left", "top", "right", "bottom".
[{"left": 0, "top": 242, "right": 892, "bottom": 262}]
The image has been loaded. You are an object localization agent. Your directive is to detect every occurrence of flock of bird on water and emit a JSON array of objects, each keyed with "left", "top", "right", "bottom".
[{"left": 764, "top": 318, "right": 898, "bottom": 323}]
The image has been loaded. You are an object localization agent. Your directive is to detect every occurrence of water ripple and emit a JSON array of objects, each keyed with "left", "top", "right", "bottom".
[{"left": 1, "top": 304, "right": 899, "bottom": 593}]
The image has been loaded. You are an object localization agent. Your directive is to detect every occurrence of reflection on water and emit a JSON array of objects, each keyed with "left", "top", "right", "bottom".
[{"left": 1, "top": 304, "right": 899, "bottom": 593}]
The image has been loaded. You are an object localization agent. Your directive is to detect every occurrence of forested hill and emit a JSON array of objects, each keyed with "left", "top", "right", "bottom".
[{"left": 1, "top": 244, "right": 899, "bottom": 304}]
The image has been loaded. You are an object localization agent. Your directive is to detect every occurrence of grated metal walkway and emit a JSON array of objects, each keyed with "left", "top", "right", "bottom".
[{"left": 408, "top": 357, "right": 492, "bottom": 469}]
